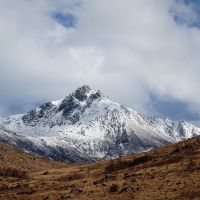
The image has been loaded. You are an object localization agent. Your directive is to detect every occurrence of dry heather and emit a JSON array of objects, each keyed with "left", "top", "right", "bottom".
[
  {"left": 0, "top": 167, "right": 28, "bottom": 179},
  {"left": 1, "top": 137, "right": 200, "bottom": 199}
]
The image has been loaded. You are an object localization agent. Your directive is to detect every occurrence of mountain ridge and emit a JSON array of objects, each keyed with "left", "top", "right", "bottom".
[{"left": 0, "top": 85, "right": 199, "bottom": 162}]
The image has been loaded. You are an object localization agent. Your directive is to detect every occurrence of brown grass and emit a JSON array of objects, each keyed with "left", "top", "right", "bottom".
[
  {"left": 0, "top": 167, "right": 28, "bottom": 179},
  {"left": 105, "top": 155, "right": 153, "bottom": 173},
  {"left": 0, "top": 183, "right": 9, "bottom": 191},
  {"left": 1, "top": 137, "right": 200, "bottom": 199},
  {"left": 57, "top": 171, "right": 85, "bottom": 182}
]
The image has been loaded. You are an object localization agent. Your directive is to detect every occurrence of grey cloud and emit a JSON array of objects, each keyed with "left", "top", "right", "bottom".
[{"left": 0, "top": 0, "right": 200, "bottom": 119}]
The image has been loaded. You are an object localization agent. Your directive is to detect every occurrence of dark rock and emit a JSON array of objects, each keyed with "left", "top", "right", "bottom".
[
  {"left": 118, "top": 187, "right": 128, "bottom": 193},
  {"left": 109, "top": 184, "right": 119, "bottom": 193},
  {"left": 22, "top": 109, "right": 37, "bottom": 125},
  {"left": 39, "top": 102, "right": 52, "bottom": 111},
  {"left": 121, "top": 130, "right": 129, "bottom": 144},
  {"left": 61, "top": 193, "right": 71, "bottom": 199},
  {"left": 71, "top": 187, "right": 82, "bottom": 194},
  {"left": 69, "top": 113, "right": 80, "bottom": 124},
  {"left": 104, "top": 174, "right": 115, "bottom": 180},
  {"left": 75, "top": 85, "right": 91, "bottom": 101},
  {"left": 61, "top": 96, "right": 79, "bottom": 119},
  {"left": 89, "top": 90, "right": 101, "bottom": 101},
  {"left": 42, "top": 171, "right": 49, "bottom": 175},
  {"left": 93, "top": 178, "right": 104, "bottom": 185}
]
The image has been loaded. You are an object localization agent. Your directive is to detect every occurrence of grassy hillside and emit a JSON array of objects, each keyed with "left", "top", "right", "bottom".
[{"left": 1, "top": 136, "right": 200, "bottom": 199}]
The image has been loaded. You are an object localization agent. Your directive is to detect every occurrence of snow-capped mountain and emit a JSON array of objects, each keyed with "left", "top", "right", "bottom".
[
  {"left": 0, "top": 85, "right": 199, "bottom": 162},
  {"left": 147, "top": 117, "right": 200, "bottom": 140}
]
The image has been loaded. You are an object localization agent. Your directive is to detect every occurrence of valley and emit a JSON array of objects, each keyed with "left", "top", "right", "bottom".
[{"left": 1, "top": 136, "right": 200, "bottom": 199}]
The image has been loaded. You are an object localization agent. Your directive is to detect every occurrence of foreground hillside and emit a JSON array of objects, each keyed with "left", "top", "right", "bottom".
[
  {"left": 0, "top": 142, "right": 68, "bottom": 172},
  {"left": 1, "top": 136, "right": 200, "bottom": 199}
]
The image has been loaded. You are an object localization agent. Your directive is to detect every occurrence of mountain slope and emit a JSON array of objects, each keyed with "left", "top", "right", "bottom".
[
  {"left": 147, "top": 117, "right": 200, "bottom": 140},
  {"left": 0, "top": 140, "right": 66, "bottom": 172},
  {"left": 1, "top": 136, "right": 200, "bottom": 200},
  {"left": 0, "top": 85, "right": 199, "bottom": 162}
]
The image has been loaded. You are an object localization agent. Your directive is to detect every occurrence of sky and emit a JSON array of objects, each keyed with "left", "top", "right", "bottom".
[{"left": 0, "top": 0, "right": 200, "bottom": 124}]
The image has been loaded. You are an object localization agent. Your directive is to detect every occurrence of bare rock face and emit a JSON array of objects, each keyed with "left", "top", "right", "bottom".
[{"left": 74, "top": 85, "right": 91, "bottom": 101}]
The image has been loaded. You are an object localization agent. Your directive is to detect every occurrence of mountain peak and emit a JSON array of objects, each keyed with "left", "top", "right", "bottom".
[
  {"left": 1, "top": 86, "right": 200, "bottom": 163},
  {"left": 76, "top": 85, "right": 91, "bottom": 92},
  {"left": 74, "top": 85, "right": 92, "bottom": 101}
]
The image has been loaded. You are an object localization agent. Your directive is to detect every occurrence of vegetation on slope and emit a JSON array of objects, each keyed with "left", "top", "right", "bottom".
[{"left": 1, "top": 136, "right": 200, "bottom": 199}]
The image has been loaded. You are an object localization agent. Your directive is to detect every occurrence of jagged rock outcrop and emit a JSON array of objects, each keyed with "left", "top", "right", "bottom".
[{"left": 0, "top": 85, "right": 199, "bottom": 163}]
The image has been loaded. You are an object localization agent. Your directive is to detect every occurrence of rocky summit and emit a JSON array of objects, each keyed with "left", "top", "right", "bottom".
[{"left": 0, "top": 85, "right": 200, "bottom": 163}]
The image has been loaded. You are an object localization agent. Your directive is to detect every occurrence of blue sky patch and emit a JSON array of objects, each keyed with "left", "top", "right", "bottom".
[
  {"left": 149, "top": 95, "right": 200, "bottom": 121},
  {"left": 52, "top": 12, "right": 77, "bottom": 28},
  {"left": 172, "top": 0, "right": 200, "bottom": 28}
]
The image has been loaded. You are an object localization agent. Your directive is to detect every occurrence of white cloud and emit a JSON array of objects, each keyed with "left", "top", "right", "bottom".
[{"left": 0, "top": 0, "right": 200, "bottom": 118}]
